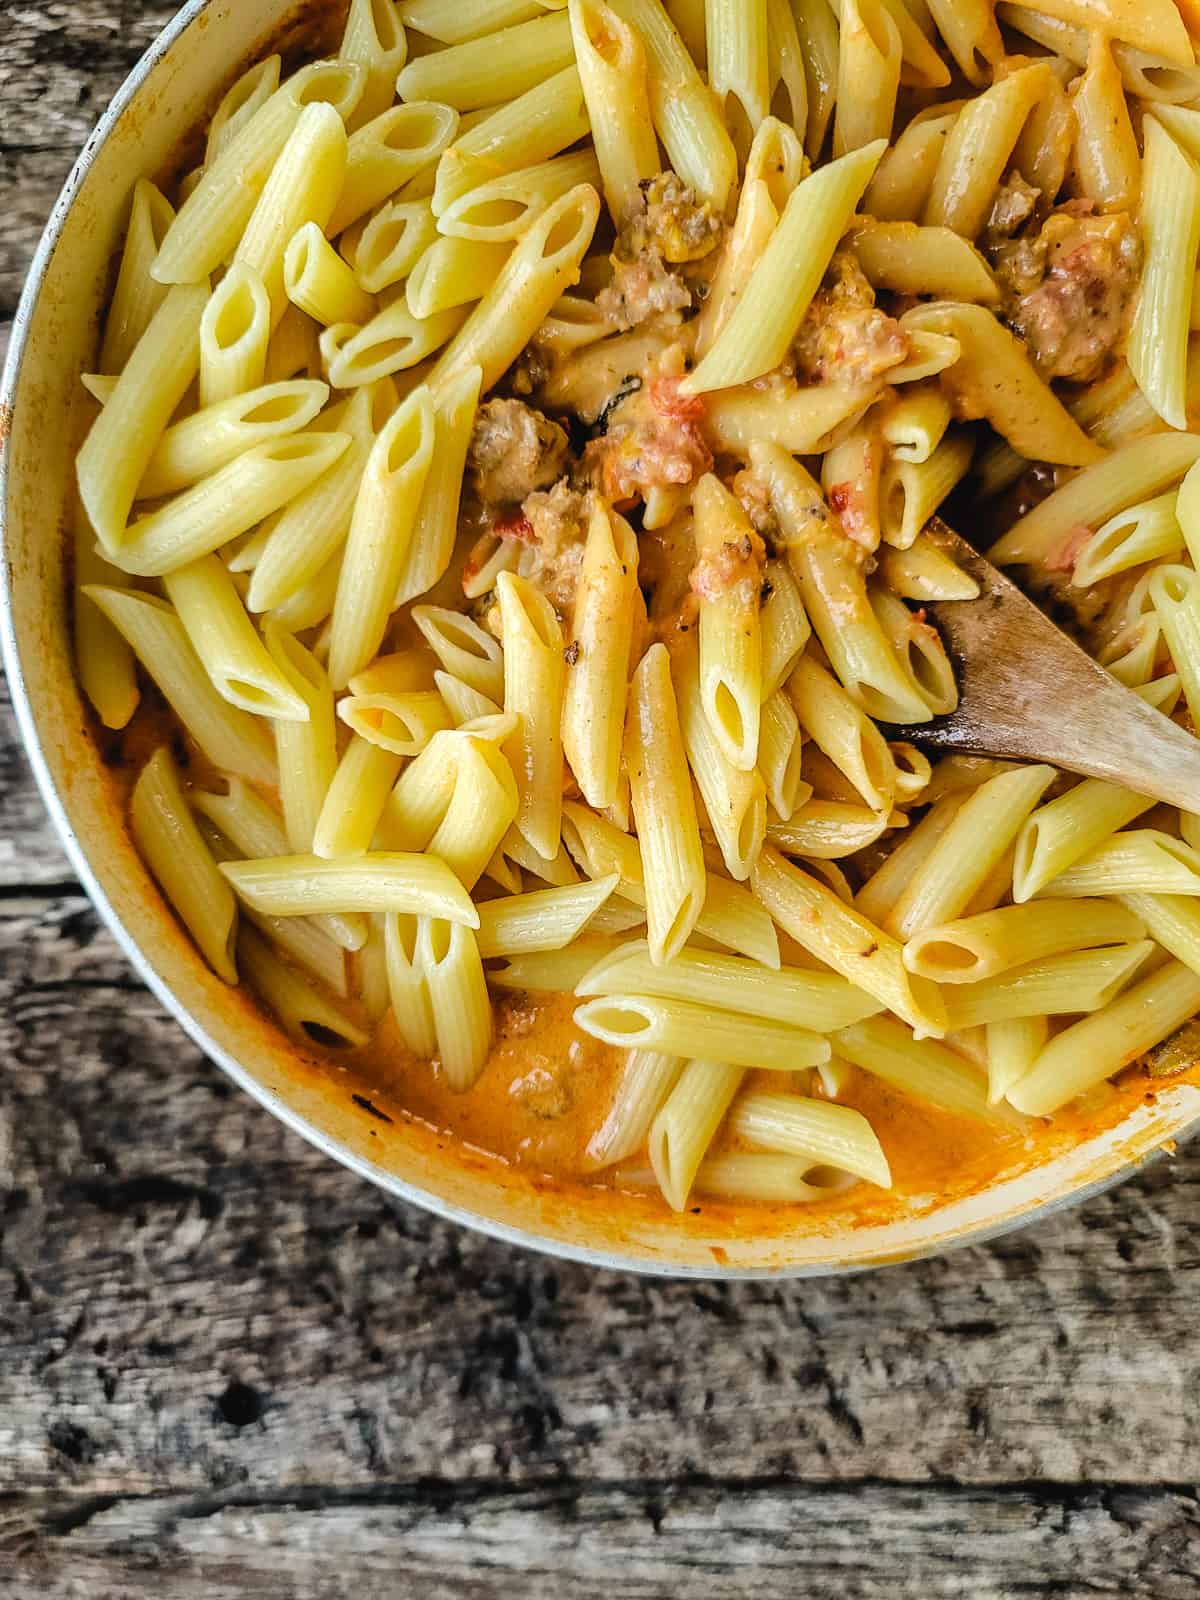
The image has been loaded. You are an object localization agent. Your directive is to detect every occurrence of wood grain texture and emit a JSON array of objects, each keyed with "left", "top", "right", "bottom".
[{"left": 2, "top": 6, "right": 1200, "bottom": 1598}]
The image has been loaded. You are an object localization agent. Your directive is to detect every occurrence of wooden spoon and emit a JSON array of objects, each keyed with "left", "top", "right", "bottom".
[{"left": 882, "top": 519, "right": 1200, "bottom": 811}]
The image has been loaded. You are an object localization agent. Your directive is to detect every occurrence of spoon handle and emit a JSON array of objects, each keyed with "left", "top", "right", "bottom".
[{"left": 886, "top": 521, "right": 1200, "bottom": 813}]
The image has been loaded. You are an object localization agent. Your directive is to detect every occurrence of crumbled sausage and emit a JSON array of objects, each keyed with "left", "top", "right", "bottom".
[
  {"left": 995, "top": 208, "right": 1142, "bottom": 384},
  {"left": 627, "top": 171, "right": 724, "bottom": 265},
  {"left": 581, "top": 374, "right": 713, "bottom": 504},
  {"left": 467, "top": 398, "right": 570, "bottom": 506},
  {"left": 982, "top": 170, "right": 1041, "bottom": 252},
  {"left": 597, "top": 171, "right": 723, "bottom": 331},
  {"left": 793, "top": 251, "right": 910, "bottom": 386}
]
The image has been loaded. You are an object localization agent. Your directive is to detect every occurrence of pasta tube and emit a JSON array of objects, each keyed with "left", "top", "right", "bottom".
[
  {"left": 753, "top": 847, "right": 947, "bottom": 1034},
  {"left": 498, "top": 571, "right": 567, "bottom": 863},
  {"left": 233, "top": 102, "right": 348, "bottom": 322},
  {"left": 562, "top": 500, "right": 640, "bottom": 810},
  {"left": 885, "top": 765, "right": 1054, "bottom": 939},
  {"left": 569, "top": 0, "right": 659, "bottom": 223},
  {"left": 138, "top": 379, "right": 329, "bottom": 498},
  {"left": 1008, "top": 961, "right": 1200, "bottom": 1116},
  {"left": 625, "top": 643, "right": 708, "bottom": 963},
  {"left": 649, "top": 1059, "right": 745, "bottom": 1211},
  {"left": 82, "top": 586, "right": 276, "bottom": 785},
  {"left": 384, "top": 913, "right": 437, "bottom": 1058},
  {"left": 221, "top": 854, "right": 479, "bottom": 924},
  {"left": 730, "top": 1091, "right": 891, "bottom": 1188},
  {"left": 576, "top": 938, "right": 881, "bottom": 1029},
  {"left": 1129, "top": 116, "right": 1200, "bottom": 431},
  {"left": 313, "top": 737, "right": 404, "bottom": 858},
  {"left": 131, "top": 747, "right": 239, "bottom": 983},
  {"left": 607, "top": 0, "right": 737, "bottom": 208},
  {"left": 584, "top": 1049, "right": 684, "bottom": 1171},
  {"left": 693, "top": 473, "right": 763, "bottom": 770},
  {"left": 429, "top": 185, "right": 601, "bottom": 394},
  {"left": 416, "top": 918, "right": 491, "bottom": 1089},
  {"left": 676, "top": 636, "right": 767, "bottom": 881},
  {"left": 340, "top": 0, "right": 409, "bottom": 125},
  {"left": 100, "top": 179, "right": 176, "bottom": 374},
  {"left": 77, "top": 282, "right": 209, "bottom": 552},
  {"left": 264, "top": 626, "right": 338, "bottom": 854},
  {"left": 163, "top": 555, "right": 309, "bottom": 721},
  {"left": 328, "top": 386, "right": 436, "bottom": 688},
  {"left": 575, "top": 995, "right": 830, "bottom": 1071},
  {"left": 904, "top": 899, "right": 1147, "bottom": 983},
  {"left": 683, "top": 139, "right": 885, "bottom": 395},
  {"left": 833, "top": 1015, "right": 995, "bottom": 1122},
  {"left": 475, "top": 876, "right": 619, "bottom": 957}
]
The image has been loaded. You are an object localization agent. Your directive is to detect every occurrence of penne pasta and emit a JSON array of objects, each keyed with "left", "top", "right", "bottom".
[
  {"left": 730, "top": 1091, "right": 892, "bottom": 1188},
  {"left": 1129, "top": 116, "right": 1200, "bottom": 432},
  {"left": 131, "top": 747, "right": 239, "bottom": 983},
  {"left": 498, "top": 571, "right": 567, "bottom": 863},
  {"left": 576, "top": 938, "right": 881, "bottom": 1029},
  {"left": 683, "top": 140, "right": 885, "bottom": 395},
  {"left": 340, "top": 0, "right": 409, "bottom": 126},
  {"left": 562, "top": 500, "right": 640, "bottom": 810},
  {"left": 100, "top": 179, "right": 177, "bottom": 375},
  {"left": 238, "top": 927, "right": 369, "bottom": 1050},
  {"left": 575, "top": 993, "right": 830, "bottom": 1071},
  {"left": 221, "top": 853, "right": 479, "bottom": 924},
  {"left": 625, "top": 643, "right": 708, "bottom": 964},
  {"left": 77, "top": 282, "right": 210, "bottom": 553},
  {"left": 1013, "top": 780, "right": 1157, "bottom": 903},
  {"left": 417, "top": 917, "right": 492, "bottom": 1089},
  {"left": 752, "top": 444, "right": 933, "bottom": 725},
  {"left": 138, "top": 379, "right": 329, "bottom": 499},
  {"left": 396, "top": 11, "right": 574, "bottom": 108},
  {"left": 108, "top": 432, "right": 352, "bottom": 579},
  {"left": 163, "top": 555, "right": 309, "bottom": 721},
  {"left": 692, "top": 473, "right": 763, "bottom": 771},
  {"left": 570, "top": 0, "right": 661, "bottom": 224},
  {"left": 429, "top": 185, "right": 601, "bottom": 395},
  {"left": 313, "top": 737, "right": 404, "bottom": 859},
  {"left": 1008, "top": 960, "right": 1200, "bottom": 1117},
  {"left": 475, "top": 875, "right": 619, "bottom": 957},
  {"left": 328, "top": 386, "right": 436, "bottom": 688},
  {"left": 834, "top": 1015, "right": 996, "bottom": 1122},
  {"left": 904, "top": 899, "right": 1148, "bottom": 984},
  {"left": 649, "top": 1058, "right": 745, "bottom": 1210},
  {"left": 327, "top": 103, "right": 460, "bottom": 237},
  {"left": 75, "top": 10, "right": 1200, "bottom": 1233},
  {"left": 753, "top": 847, "right": 947, "bottom": 1034},
  {"left": 284, "top": 224, "right": 375, "bottom": 326},
  {"left": 82, "top": 586, "right": 276, "bottom": 785},
  {"left": 939, "top": 942, "right": 1154, "bottom": 1030}
]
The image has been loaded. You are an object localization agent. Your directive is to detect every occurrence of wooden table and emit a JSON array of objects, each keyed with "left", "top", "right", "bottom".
[{"left": 2, "top": 8, "right": 1200, "bottom": 1595}]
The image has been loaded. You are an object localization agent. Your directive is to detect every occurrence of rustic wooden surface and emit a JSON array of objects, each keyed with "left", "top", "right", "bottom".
[{"left": 3, "top": 7, "right": 1200, "bottom": 1597}]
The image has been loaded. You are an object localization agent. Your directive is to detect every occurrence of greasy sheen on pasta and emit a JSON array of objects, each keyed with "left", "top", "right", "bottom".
[{"left": 75, "top": 0, "right": 1200, "bottom": 1221}]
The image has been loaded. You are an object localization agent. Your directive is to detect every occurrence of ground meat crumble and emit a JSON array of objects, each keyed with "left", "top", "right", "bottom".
[
  {"left": 991, "top": 203, "right": 1142, "bottom": 384},
  {"left": 793, "top": 251, "right": 910, "bottom": 387},
  {"left": 581, "top": 371, "right": 713, "bottom": 504},
  {"left": 597, "top": 171, "right": 723, "bottom": 332},
  {"left": 467, "top": 397, "right": 570, "bottom": 506}
]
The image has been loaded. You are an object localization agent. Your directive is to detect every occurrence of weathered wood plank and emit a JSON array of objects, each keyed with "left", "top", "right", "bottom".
[
  {"left": 6, "top": 1483, "right": 1200, "bottom": 1600},
  {"left": 0, "top": 682, "right": 77, "bottom": 889},
  {"left": 0, "top": 1, "right": 178, "bottom": 313}
]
